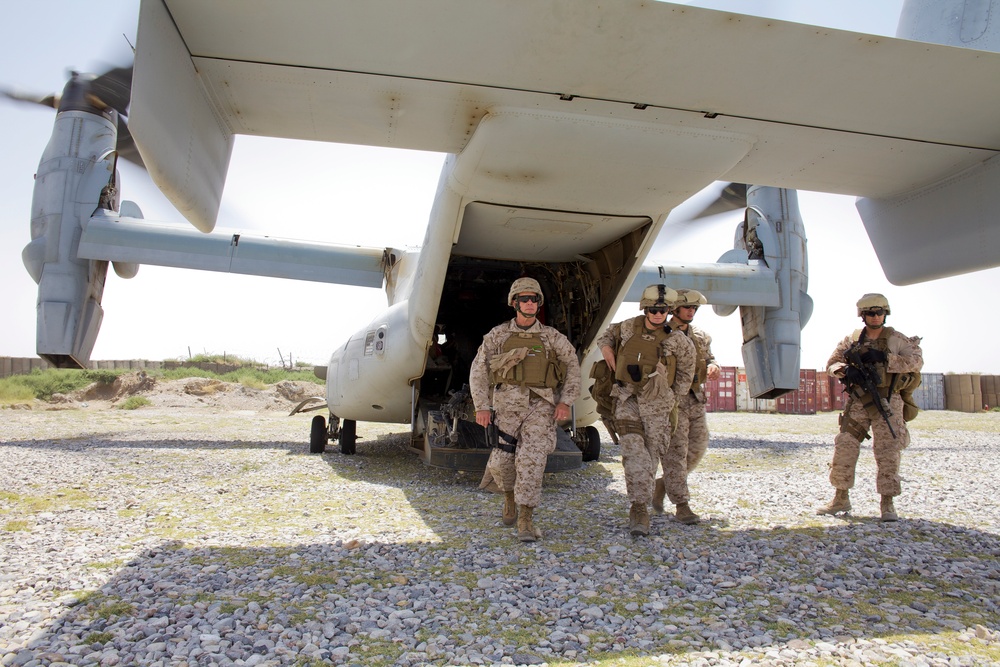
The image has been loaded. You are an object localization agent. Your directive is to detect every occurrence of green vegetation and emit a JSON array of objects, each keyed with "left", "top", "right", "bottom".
[
  {"left": 82, "top": 631, "right": 115, "bottom": 645},
  {"left": 1, "top": 353, "right": 321, "bottom": 403},
  {"left": 0, "top": 382, "right": 35, "bottom": 404},
  {"left": 89, "top": 598, "right": 135, "bottom": 620},
  {"left": 1, "top": 488, "right": 94, "bottom": 514},
  {"left": 117, "top": 395, "right": 151, "bottom": 410},
  {"left": 2, "top": 520, "right": 30, "bottom": 532},
  {"left": 0, "top": 368, "right": 122, "bottom": 402}
]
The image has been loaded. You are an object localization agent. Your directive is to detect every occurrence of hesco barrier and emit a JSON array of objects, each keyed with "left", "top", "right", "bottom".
[
  {"left": 0, "top": 357, "right": 277, "bottom": 379},
  {"left": 984, "top": 375, "right": 1000, "bottom": 411},
  {"left": 1, "top": 357, "right": 995, "bottom": 412},
  {"left": 0, "top": 357, "right": 165, "bottom": 378}
]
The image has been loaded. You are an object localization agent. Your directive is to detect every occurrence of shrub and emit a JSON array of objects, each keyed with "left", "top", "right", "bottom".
[
  {"left": 0, "top": 379, "right": 36, "bottom": 404},
  {"left": 0, "top": 369, "right": 99, "bottom": 401},
  {"left": 118, "top": 396, "right": 151, "bottom": 410}
]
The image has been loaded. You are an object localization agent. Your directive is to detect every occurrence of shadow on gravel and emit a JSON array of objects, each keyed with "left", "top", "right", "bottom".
[
  {"left": 6, "top": 428, "right": 1000, "bottom": 665},
  {"left": 16, "top": 512, "right": 1000, "bottom": 665}
]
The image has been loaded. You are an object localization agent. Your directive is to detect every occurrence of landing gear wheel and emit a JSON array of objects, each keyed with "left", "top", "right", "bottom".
[
  {"left": 309, "top": 415, "right": 327, "bottom": 454},
  {"left": 581, "top": 425, "right": 601, "bottom": 462},
  {"left": 340, "top": 419, "right": 357, "bottom": 455}
]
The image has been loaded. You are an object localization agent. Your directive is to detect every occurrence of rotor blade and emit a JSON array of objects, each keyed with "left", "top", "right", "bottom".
[
  {"left": 688, "top": 182, "right": 747, "bottom": 220},
  {"left": 648, "top": 182, "right": 747, "bottom": 260},
  {"left": 0, "top": 87, "right": 58, "bottom": 109},
  {"left": 89, "top": 65, "right": 132, "bottom": 117},
  {"left": 4, "top": 64, "right": 141, "bottom": 167}
]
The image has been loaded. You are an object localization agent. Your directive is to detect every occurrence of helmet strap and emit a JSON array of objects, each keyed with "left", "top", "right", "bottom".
[{"left": 514, "top": 302, "right": 537, "bottom": 321}]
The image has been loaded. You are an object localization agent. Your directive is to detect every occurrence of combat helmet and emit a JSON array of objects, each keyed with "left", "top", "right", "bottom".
[
  {"left": 856, "top": 293, "right": 890, "bottom": 316},
  {"left": 672, "top": 288, "right": 708, "bottom": 311},
  {"left": 639, "top": 284, "right": 678, "bottom": 309},
  {"left": 508, "top": 277, "right": 544, "bottom": 306}
]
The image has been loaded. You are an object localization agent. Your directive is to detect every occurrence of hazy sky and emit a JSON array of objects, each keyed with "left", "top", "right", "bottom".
[{"left": 2, "top": 1, "right": 998, "bottom": 373}]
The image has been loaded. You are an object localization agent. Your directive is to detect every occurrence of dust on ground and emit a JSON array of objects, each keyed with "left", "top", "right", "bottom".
[{"left": 39, "top": 371, "right": 327, "bottom": 413}]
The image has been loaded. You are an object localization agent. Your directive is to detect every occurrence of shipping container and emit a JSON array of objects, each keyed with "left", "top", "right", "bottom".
[
  {"left": 910, "top": 372, "right": 944, "bottom": 411},
  {"left": 735, "top": 368, "right": 777, "bottom": 412},
  {"left": 775, "top": 369, "right": 818, "bottom": 414},
  {"left": 704, "top": 366, "right": 738, "bottom": 412},
  {"left": 830, "top": 374, "right": 847, "bottom": 411},
  {"left": 816, "top": 370, "right": 832, "bottom": 412}
]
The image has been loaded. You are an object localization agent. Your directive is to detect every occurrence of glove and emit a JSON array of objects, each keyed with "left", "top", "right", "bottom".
[
  {"left": 640, "top": 363, "right": 670, "bottom": 401},
  {"left": 844, "top": 367, "right": 865, "bottom": 386},
  {"left": 860, "top": 349, "right": 887, "bottom": 364},
  {"left": 627, "top": 364, "right": 642, "bottom": 382}
]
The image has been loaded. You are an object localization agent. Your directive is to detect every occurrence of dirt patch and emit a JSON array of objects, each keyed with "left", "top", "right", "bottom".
[
  {"left": 51, "top": 372, "right": 327, "bottom": 412},
  {"left": 74, "top": 370, "right": 157, "bottom": 402}
]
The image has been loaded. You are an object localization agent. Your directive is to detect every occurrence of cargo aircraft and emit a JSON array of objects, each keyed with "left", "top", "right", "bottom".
[{"left": 15, "top": 0, "right": 1000, "bottom": 470}]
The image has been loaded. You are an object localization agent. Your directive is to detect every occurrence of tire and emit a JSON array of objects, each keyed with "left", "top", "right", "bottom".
[
  {"left": 309, "top": 415, "right": 327, "bottom": 454},
  {"left": 340, "top": 419, "right": 357, "bottom": 455},
  {"left": 581, "top": 425, "right": 601, "bottom": 462}
]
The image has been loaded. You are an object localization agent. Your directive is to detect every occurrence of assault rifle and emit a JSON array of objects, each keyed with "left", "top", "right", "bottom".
[{"left": 843, "top": 344, "right": 896, "bottom": 438}]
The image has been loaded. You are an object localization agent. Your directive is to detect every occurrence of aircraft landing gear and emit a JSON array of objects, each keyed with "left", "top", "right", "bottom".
[
  {"left": 577, "top": 425, "right": 601, "bottom": 462},
  {"left": 309, "top": 415, "right": 328, "bottom": 454},
  {"left": 339, "top": 419, "right": 357, "bottom": 455},
  {"left": 308, "top": 414, "right": 356, "bottom": 455}
]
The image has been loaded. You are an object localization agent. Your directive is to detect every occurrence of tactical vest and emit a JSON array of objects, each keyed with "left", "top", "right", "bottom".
[
  {"left": 614, "top": 316, "right": 677, "bottom": 388},
  {"left": 850, "top": 327, "right": 921, "bottom": 421},
  {"left": 491, "top": 331, "right": 566, "bottom": 388},
  {"left": 689, "top": 329, "right": 709, "bottom": 392}
]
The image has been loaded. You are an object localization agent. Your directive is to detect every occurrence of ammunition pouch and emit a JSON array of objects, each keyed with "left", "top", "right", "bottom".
[
  {"left": 839, "top": 413, "right": 871, "bottom": 442},
  {"left": 616, "top": 419, "right": 645, "bottom": 437},
  {"left": 845, "top": 377, "right": 886, "bottom": 419},
  {"left": 588, "top": 360, "right": 614, "bottom": 420},
  {"left": 614, "top": 317, "right": 674, "bottom": 388},
  {"left": 896, "top": 372, "right": 922, "bottom": 422}
]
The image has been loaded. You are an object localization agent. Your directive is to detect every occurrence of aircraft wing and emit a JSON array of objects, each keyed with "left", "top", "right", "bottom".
[
  {"left": 131, "top": 0, "right": 1000, "bottom": 280},
  {"left": 77, "top": 211, "right": 390, "bottom": 288}
]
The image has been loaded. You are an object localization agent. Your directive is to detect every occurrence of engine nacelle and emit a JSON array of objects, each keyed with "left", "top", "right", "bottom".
[
  {"left": 728, "top": 187, "right": 813, "bottom": 399},
  {"left": 23, "top": 75, "right": 122, "bottom": 368}
]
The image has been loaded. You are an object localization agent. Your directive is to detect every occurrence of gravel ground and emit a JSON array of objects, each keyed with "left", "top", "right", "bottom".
[{"left": 1, "top": 400, "right": 999, "bottom": 667}]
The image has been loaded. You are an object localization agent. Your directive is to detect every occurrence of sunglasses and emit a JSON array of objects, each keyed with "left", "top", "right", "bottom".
[
  {"left": 680, "top": 304, "right": 699, "bottom": 311},
  {"left": 862, "top": 308, "right": 885, "bottom": 317},
  {"left": 646, "top": 307, "right": 668, "bottom": 315},
  {"left": 516, "top": 294, "right": 540, "bottom": 303}
]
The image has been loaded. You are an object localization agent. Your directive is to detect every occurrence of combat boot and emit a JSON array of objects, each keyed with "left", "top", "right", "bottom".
[
  {"left": 651, "top": 478, "right": 666, "bottom": 514},
  {"left": 502, "top": 490, "right": 517, "bottom": 526},
  {"left": 629, "top": 501, "right": 650, "bottom": 536},
  {"left": 816, "top": 489, "right": 851, "bottom": 516},
  {"left": 880, "top": 495, "right": 898, "bottom": 522},
  {"left": 517, "top": 505, "right": 538, "bottom": 542},
  {"left": 675, "top": 502, "right": 700, "bottom": 525}
]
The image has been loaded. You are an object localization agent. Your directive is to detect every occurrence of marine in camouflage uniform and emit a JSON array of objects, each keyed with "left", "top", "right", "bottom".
[
  {"left": 652, "top": 289, "right": 718, "bottom": 524},
  {"left": 817, "top": 293, "right": 923, "bottom": 522},
  {"left": 596, "top": 285, "right": 696, "bottom": 536},
  {"left": 469, "top": 278, "right": 581, "bottom": 543}
]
